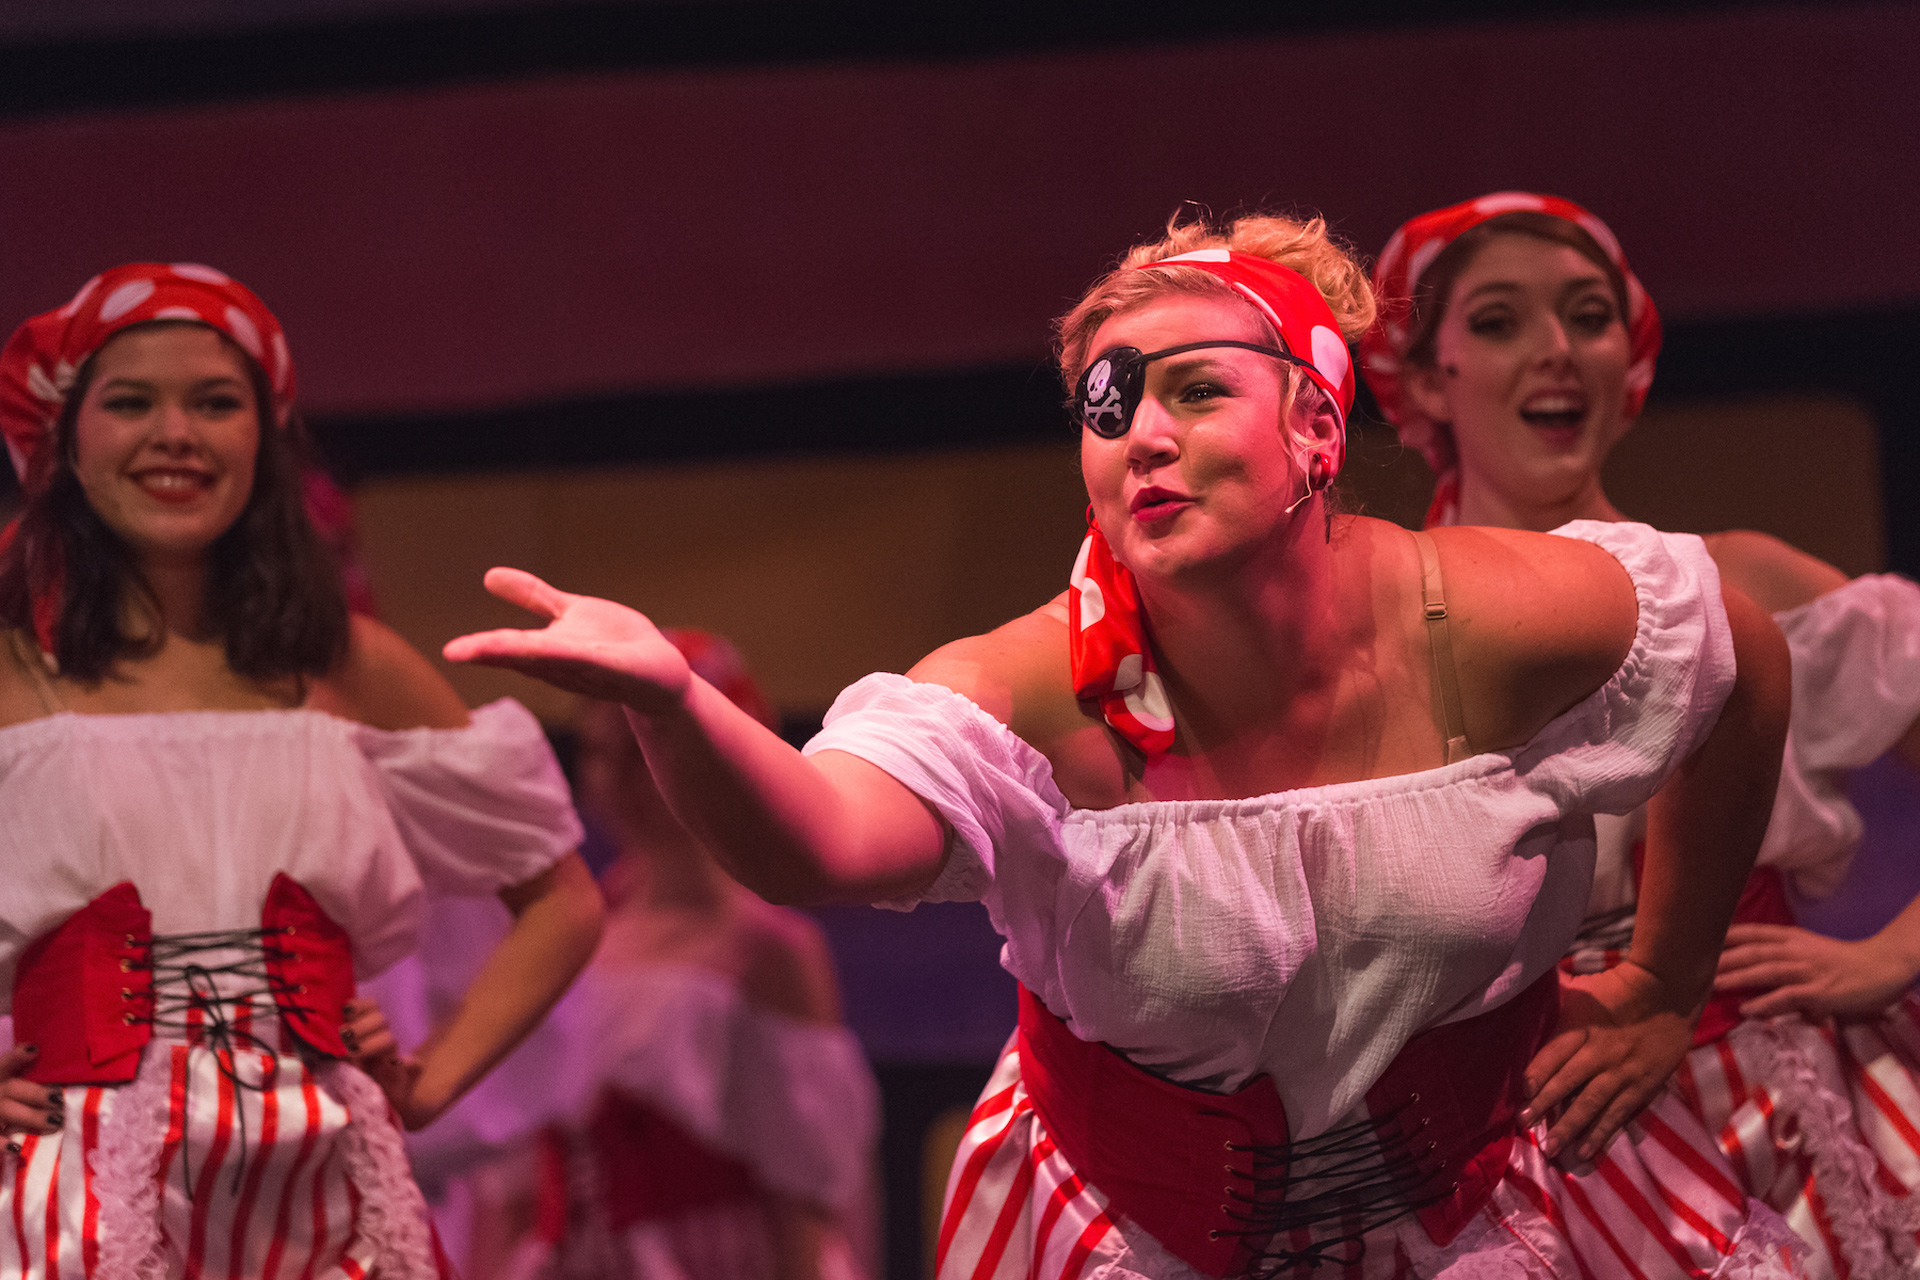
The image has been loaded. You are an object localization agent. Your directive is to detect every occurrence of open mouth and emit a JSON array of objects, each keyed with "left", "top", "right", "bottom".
[
  {"left": 1518, "top": 392, "right": 1587, "bottom": 434},
  {"left": 133, "top": 469, "right": 215, "bottom": 501}
]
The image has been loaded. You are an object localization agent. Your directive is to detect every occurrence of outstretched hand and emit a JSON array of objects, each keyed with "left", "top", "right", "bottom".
[
  {"left": 1717, "top": 922, "right": 1919, "bottom": 1020},
  {"left": 1521, "top": 964, "right": 1694, "bottom": 1168},
  {"left": 443, "top": 568, "right": 693, "bottom": 715}
]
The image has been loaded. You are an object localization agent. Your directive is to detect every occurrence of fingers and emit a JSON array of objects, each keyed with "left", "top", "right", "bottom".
[
  {"left": 0, "top": 1044, "right": 37, "bottom": 1083},
  {"left": 0, "top": 1080, "right": 63, "bottom": 1136},
  {"left": 1520, "top": 1028, "right": 1589, "bottom": 1126},
  {"left": 1713, "top": 959, "right": 1809, "bottom": 992},
  {"left": 1721, "top": 923, "right": 1793, "bottom": 947},
  {"left": 1739, "top": 985, "right": 1820, "bottom": 1018},
  {"left": 339, "top": 998, "right": 401, "bottom": 1066},
  {"left": 482, "top": 567, "right": 571, "bottom": 620},
  {"left": 1566, "top": 1075, "right": 1655, "bottom": 1163}
]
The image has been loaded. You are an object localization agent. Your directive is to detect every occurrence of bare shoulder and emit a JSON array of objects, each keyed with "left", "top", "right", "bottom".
[
  {"left": 1431, "top": 526, "right": 1637, "bottom": 749},
  {"left": 0, "top": 630, "right": 53, "bottom": 728},
  {"left": 735, "top": 898, "right": 842, "bottom": 1026},
  {"left": 1703, "top": 529, "right": 1849, "bottom": 614},
  {"left": 307, "top": 615, "right": 471, "bottom": 731},
  {"left": 907, "top": 592, "right": 1083, "bottom": 744}
]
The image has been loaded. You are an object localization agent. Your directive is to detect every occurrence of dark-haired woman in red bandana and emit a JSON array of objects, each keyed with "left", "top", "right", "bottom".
[
  {"left": 1364, "top": 191, "right": 1920, "bottom": 1278},
  {"left": 448, "top": 213, "right": 1802, "bottom": 1277},
  {"left": 0, "top": 264, "right": 603, "bottom": 1279}
]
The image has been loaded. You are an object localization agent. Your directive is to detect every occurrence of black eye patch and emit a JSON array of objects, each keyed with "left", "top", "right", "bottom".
[{"left": 1068, "top": 339, "right": 1309, "bottom": 439}]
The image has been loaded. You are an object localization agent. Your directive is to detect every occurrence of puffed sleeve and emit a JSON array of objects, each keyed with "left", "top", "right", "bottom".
[
  {"left": 802, "top": 673, "right": 1070, "bottom": 910},
  {"left": 723, "top": 1013, "right": 880, "bottom": 1217},
  {"left": 1521, "top": 521, "right": 1739, "bottom": 816},
  {"left": 353, "top": 698, "right": 584, "bottom": 894},
  {"left": 1760, "top": 575, "right": 1920, "bottom": 896}
]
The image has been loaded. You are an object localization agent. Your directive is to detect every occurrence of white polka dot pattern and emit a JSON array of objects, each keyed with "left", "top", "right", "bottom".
[{"left": 0, "top": 263, "right": 297, "bottom": 481}]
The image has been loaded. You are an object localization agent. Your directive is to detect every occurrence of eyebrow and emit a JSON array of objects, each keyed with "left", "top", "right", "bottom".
[
  {"left": 1461, "top": 274, "right": 1613, "bottom": 305},
  {"left": 1153, "top": 352, "right": 1252, "bottom": 377},
  {"left": 97, "top": 374, "right": 248, "bottom": 390}
]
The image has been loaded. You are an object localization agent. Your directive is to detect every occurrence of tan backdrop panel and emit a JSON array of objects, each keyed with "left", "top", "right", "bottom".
[
  {"left": 355, "top": 444, "right": 1090, "bottom": 720},
  {"left": 355, "top": 394, "right": 1887, "bottom": 720},
  {"left": 1606, "top": 395, "right": 1886, "bottom": 577}
]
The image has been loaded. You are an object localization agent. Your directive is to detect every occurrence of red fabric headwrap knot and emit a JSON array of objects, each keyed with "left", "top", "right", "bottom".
[
  {"left": 1357, "top": 192, "right": 1661, "bottom": 527},
  {"left": 1067, "top": 250, "right": 1354, "bottom": 759},
  {"left": 0, "top": 262, "right": 295, "bottom": 483}
]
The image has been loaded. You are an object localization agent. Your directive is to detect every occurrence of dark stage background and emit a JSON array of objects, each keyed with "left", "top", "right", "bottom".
[{"left": 4, "top": 3, "right": 1916, "bottom": 1275}]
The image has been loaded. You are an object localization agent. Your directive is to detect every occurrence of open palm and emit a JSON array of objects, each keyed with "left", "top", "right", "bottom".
[{"left": 443, "top": 568, "right": 692, "bottom": 713}]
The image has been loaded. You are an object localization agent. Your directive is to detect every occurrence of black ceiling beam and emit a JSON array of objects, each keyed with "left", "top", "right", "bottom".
[{"left": 0, "top": 0, "right": 1761, "bottom": 119}]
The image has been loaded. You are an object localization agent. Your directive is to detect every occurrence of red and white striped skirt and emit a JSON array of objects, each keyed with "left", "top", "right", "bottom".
[
  {"left": 1670, "top": 1000, "right": 1920, "bottom": 1279},
  {"left": 937, "top": 1034, "right": 1809, "bottom": 1280},
  {"left": 0, "top": 1033, "right": 443, "bottom": 1280}
]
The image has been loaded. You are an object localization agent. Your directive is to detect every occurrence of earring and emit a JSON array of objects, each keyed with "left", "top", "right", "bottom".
[{"left": 1307, "top": 453, "right": 1331, "bottom": 490}]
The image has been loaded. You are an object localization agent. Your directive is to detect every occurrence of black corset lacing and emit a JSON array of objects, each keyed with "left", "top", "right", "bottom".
[
  {"left": 1205, "top": 1093, "right": 1456, "bottom": 1274},
  {"left": 122, "top": 926, "right": 317, "bottom": 1195}
]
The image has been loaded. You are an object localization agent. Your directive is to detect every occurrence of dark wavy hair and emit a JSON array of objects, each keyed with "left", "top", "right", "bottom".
[{"left": 0, "top": 321, "right": 349, "bottom": 683}]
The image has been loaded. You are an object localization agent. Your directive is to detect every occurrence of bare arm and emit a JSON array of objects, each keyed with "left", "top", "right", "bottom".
[
  {"left": 445, "top": 568, "right": 950, "bottom": 905},
  {"left": 1524, "top": 583, "right": 1791, "bottom": 1162},
  {"left": 319, "top": 614, "right": 604, "bottom": 1127},
  {"left": 375, "top": 854, "right": 605, "bottom": 1129}
]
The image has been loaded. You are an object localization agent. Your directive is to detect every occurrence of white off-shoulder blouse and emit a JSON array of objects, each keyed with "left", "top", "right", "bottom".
[
  {"left": 1760, "top": 573, "right": 1920, "bottom": 897},
  {"left": 805, "top": 521, "right": 1736, "bottom": 1137},
  {"left": 0, "top": 697, "right": 584, "bottom": 998}
]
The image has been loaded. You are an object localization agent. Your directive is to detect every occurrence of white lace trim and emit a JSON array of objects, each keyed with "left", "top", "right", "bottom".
[
  {"left": 88, "top": 1045, "right": 173, "bottom": 1280},
  {"left": 1706, "top": 1197, "right": 1812, "bottom": 1279},
  {"left": 1729, "top": 1021, "right": 1920, "bottom": 1279},
  {"left": 320, "top": 1061, "right": 442, "bottom": 1280}
]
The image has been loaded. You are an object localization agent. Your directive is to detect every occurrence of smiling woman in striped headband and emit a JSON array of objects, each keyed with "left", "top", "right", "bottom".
[
  {"left": 447, "top": 210, "right": 1799, "bottom": 1278},
  {"left": 0, "top": 263, "right": 604, "bottom": 1280},
  {"left": 1366, "top": 190, "right": 1920, "bottom": 1278}
]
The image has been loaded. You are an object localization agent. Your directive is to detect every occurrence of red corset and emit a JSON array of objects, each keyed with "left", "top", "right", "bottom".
[
  {"left": 1016, "top": 970, "right": 1559, "bottom": 1278},
  {"left": 12, "top": 874, "right": 356, "bottom": 1085},
  {"left": 1611, "top": 841, "right": 1793, "bottom": 1048},
  {"left": 1693, "top": 868, "right": 1794, "bottom": 1046}
]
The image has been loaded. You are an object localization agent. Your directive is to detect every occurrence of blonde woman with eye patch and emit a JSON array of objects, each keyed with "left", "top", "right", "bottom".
[{"left": 443, "top": 210, "right": 1801, "bottom": 1278}]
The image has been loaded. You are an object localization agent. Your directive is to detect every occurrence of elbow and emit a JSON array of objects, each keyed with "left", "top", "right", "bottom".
[
  {"left": 502, "top": 852, "right": 607, "bottom": 970},
  {"left": 557, "top": 862, "right": 606, "bottom": 960},
  {"left": 1725, "top": 586, "right": 1793, "bottom": 773}
]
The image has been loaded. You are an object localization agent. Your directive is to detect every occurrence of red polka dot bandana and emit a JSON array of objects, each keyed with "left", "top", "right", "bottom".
[
  {"left": 1138, "top": 250, "right": 1356, "bottom": 437},
  {"left": 0, "top": 263, "right": 295, "bottom": 482},
  {"left": 1358, "top": 192, "right": 1661, "bottom": 525},
  {"left": 1066, "top": 251, "right": 1356, "bottom": 758},
  {"left": 666, "top": 628, "right": 778, "bottom": 730}
]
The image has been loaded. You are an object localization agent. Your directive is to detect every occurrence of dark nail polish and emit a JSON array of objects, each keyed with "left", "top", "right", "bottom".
[
  {"left": 5, "top": 1142, "right": 20, "bottom": 1156},
  {"left": 20, "top": 1045, "right": 37, "bottom": 1055},
  {"left": 47, "top": 1090, "right": 62, "bottom": 1103}
]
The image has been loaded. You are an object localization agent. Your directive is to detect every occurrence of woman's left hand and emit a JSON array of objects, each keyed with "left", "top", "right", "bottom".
[
  {"left": 1521, "top": 963, "right": 1694, "bottom": 1167},
  {"left": 1716, "top": 922, "right": 1919, "bottom": 1019},
  {"left": 341, "top": 996, "right": 430, "bottom": 1128}
]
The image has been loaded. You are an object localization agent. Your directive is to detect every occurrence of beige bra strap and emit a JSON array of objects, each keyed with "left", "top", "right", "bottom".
[
  {"left": 1412, "top": 532, "right": 1470, "bottom": 764},
  {"left": 6, "top": 629, "right": 65, "bottom": 715}
]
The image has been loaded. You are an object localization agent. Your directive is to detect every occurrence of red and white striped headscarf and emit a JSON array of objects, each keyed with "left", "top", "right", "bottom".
[
  {"left": 1359, "top": 192, "right": 1661, "bottom": 526},
  {"left": 1067, "top": 251, "right": 1354, "bottom": 758},
  {"left": 0, "top": 262, "right": 295, "bottom": 483}
]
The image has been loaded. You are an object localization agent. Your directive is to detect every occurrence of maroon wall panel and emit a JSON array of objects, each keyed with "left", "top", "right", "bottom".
[{"left": 0, "top": 3, "right": 1913, "bottom": 418}]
